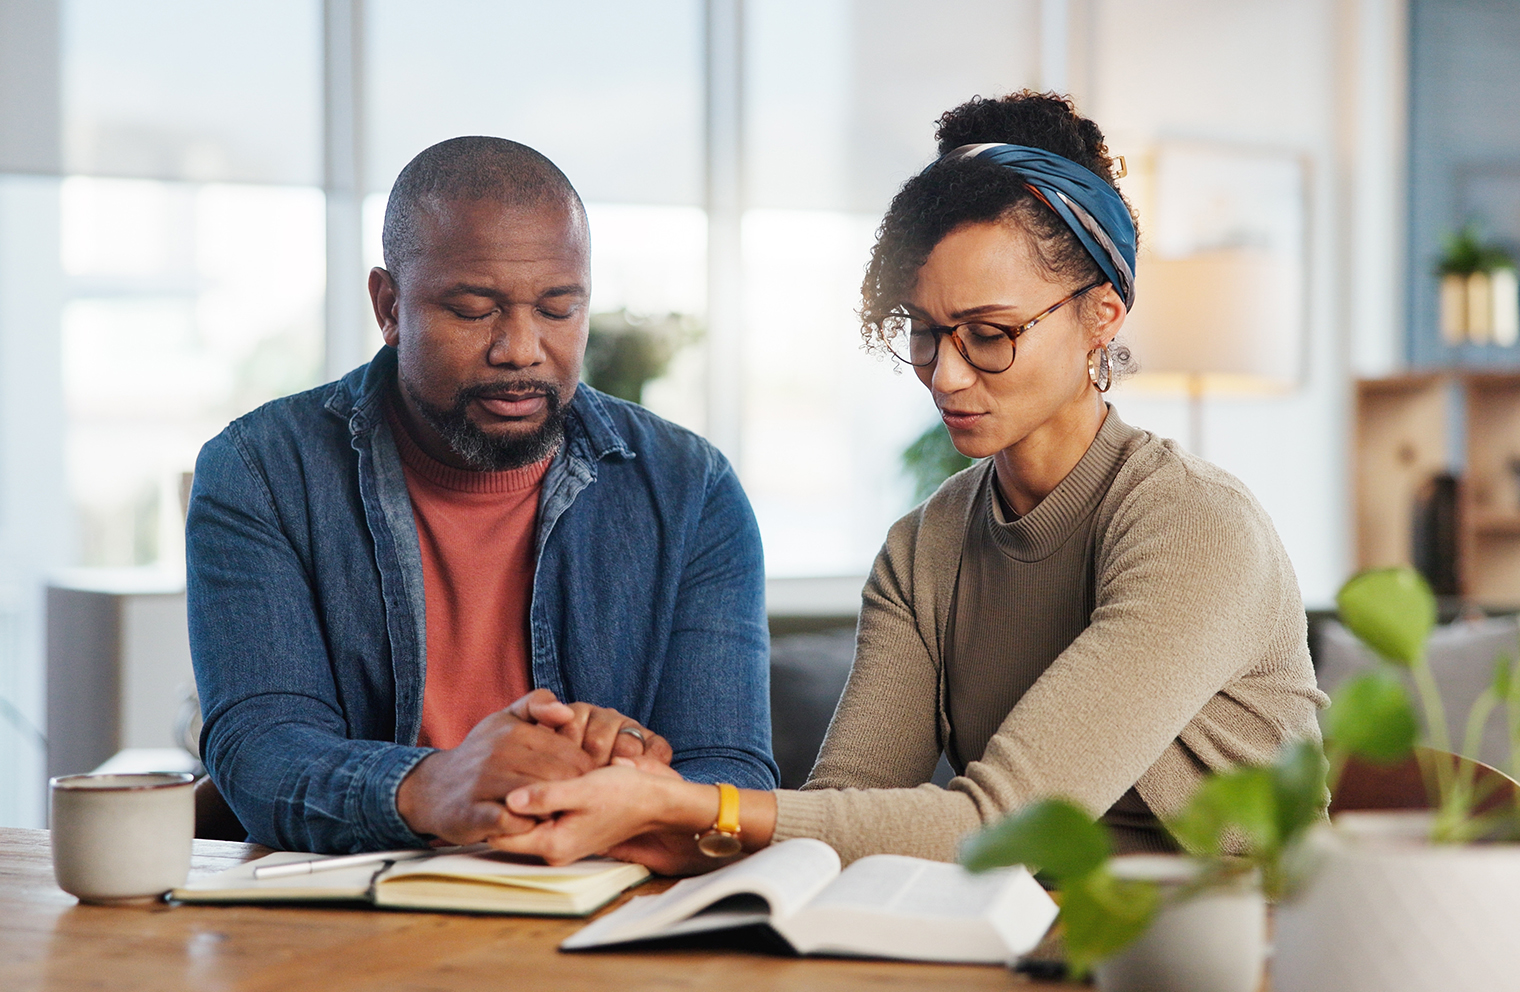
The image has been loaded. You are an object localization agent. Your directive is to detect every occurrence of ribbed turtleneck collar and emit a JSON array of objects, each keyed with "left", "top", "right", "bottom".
[
  {"left": 983, "top": 408, "right": 1142, "bottom": 562},
  {"left": 387, "top": 399, "right": 554, "bottom": 495}
]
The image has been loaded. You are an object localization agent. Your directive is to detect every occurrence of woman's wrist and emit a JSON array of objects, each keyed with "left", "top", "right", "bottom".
[
  {"left": 645, "top": 779, "right": 778, "bottom": 852},
  {"left": 651, "top": 778, "right": 725, "bottom": 833}
]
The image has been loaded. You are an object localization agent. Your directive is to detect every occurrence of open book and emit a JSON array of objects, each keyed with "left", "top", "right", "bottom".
[
  {"left": 174, "top": 847, "right": 649, "bottom": 917},
  {"left": 562, "top": 838, "right": 1057, "bottom": 964}
]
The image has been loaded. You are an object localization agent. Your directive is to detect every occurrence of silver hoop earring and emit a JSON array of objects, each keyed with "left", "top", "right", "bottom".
[{"left": 1087, "top": 346, "right": 1113, "bottom": 393}]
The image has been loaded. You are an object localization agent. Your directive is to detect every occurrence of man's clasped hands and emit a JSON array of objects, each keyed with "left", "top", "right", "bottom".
[{"left": 395, "top": 689, "right": 767, "bottom": 875}]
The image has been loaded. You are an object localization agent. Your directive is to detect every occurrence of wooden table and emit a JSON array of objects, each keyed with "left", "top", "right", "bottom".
[{"left": 0, "top": 827, "right": 1077, "bottom": 991}]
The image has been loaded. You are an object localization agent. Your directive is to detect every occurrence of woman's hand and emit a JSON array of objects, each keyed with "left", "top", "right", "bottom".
[
  {"left": 491, "top": 763, "right": 721, "bottom": 874},
  {"left": 604, "top": 830, "right": 728, "bottom": 877},
  {"left": 507, "top": 689, "right": 674, "bottom": 767}
]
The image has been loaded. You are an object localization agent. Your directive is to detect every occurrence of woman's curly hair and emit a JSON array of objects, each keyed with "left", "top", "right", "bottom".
[{"left": 860, "top": 92, "right": 1138, "bottom": 371}]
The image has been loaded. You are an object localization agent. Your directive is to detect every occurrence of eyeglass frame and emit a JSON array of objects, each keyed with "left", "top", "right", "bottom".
[{"left": 882, "top": 280, "right": 1104, "bottom": 374}]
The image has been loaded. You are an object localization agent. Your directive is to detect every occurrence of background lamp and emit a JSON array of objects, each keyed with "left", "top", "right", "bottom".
[{"left": 1120, "top": 248, "right": 1303, "bottom": 455}]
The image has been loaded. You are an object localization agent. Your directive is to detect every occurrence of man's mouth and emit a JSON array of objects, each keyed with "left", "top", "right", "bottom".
[{"left": 475, "top": 392, "right": 549, "bottom": 419}]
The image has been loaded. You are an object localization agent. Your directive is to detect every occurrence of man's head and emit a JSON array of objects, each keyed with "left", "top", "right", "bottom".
[{"left": 371, "top": 136, "right": 591, "bottom": 471}]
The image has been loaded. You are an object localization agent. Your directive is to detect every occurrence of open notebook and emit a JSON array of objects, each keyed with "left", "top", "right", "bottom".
[
  {"left": 562, "top": 838, "right": 1057, "bottom": 964},
  {"left": 174, "top": 847, "right": 649, "bottom": 917}
]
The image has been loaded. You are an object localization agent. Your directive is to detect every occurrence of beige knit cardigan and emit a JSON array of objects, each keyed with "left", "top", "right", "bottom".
[{"left": 771, "top": 425, "right": 1328, "bottom": 865}]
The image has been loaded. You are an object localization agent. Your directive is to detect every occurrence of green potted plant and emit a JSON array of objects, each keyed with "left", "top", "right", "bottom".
[
  {"left": 959, "top": 565, "right": 1520, "bottom": 992},
  {"left": 960, "top": 739, "right": 1323, "bottom": 992},
  {"left": 582, "top": 309, "right": 700, "bottom": 405},
  {"left": 1272, "top": 566, "right": 1520, "bottom": 992},
  {"left": 1437, "top": 224, "right": 1519, "bottom": 347}
]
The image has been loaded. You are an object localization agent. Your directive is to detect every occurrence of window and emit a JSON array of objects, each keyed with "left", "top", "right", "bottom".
[
  {"left": 741, "top": 0, "right": 1038, "bottom": 574},
  {"left": 61, "top": 178, "right": 325, "bottom": 566},
  {"left": 60, "top": 0, "right": 325, "bottom": 567}
]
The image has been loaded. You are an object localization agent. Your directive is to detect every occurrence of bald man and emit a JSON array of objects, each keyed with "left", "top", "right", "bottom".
[{"left": 187, "top": 137, "right": 776, "bottom": 854}]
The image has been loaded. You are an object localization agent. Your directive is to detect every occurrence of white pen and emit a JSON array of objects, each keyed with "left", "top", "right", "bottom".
[{"left": 252, "top": 848, "right": 433, "bottom": 880}]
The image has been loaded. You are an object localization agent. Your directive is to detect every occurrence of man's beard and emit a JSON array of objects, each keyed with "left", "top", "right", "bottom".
[{"left": 405, "top": 378, "right": 566, "bottom": 471}]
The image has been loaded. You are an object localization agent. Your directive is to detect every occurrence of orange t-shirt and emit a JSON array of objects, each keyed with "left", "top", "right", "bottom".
[{"left": 389, "top": 407, "right": 552, "bottom": 750}]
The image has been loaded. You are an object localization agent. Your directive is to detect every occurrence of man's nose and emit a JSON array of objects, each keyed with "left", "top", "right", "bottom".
[{"left": 485, "top": 308, "right": 546, "bottom": 369}]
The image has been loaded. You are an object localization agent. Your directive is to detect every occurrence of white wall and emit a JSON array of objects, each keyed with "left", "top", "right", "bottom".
[{"left": 1072, "top": 0, "right": 1408, "bottom": 607}]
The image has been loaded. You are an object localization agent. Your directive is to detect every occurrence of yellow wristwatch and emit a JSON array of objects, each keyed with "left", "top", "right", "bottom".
[{"left": 696, "top": 782, "right": 742, "bottom": 857}]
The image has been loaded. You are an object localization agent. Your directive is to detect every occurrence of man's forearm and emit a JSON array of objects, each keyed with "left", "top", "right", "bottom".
[{"left": 202, "top": 712, "right": 434, "bottom": 853}]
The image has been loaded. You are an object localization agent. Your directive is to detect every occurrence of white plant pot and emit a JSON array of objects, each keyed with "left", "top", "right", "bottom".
[
  {"left": 1274, "top": 812, "right": 1520, "bottom": 992},
  {"left": 1093, "top": 855, "right": 1265, "bottom": 992}
]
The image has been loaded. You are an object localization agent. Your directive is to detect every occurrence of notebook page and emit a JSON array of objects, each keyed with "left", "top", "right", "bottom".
[
  {"left": 173, "top": 850, "right": 389, "bottom": 901},
  {"left": 382, "top": 851, "right": 645, "bottom": 893}
]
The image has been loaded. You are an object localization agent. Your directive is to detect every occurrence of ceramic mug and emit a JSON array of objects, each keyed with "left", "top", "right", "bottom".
[
  {"left": 1092, "top": 855, "right": 1266, "bottom": 992},
  {"left": 50, "top": 772, "right": 196, "bottom": 904}
]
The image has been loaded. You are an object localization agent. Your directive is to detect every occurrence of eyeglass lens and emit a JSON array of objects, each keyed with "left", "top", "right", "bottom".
[{"left": 883, "top": 318, "right": 1016, "bottom": 373}]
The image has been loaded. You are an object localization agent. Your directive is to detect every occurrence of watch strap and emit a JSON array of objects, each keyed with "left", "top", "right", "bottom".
[{"left": 714, "top": 783, "right": 740, "bottom": 835}]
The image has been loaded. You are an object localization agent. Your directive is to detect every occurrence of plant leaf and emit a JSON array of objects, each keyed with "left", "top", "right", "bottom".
[
  {"left": 902, "top": 422, "right": 974, "bottom": 502},
  {"left": 959, "top": 798, "right": 1109, "bottom": 880},
  {"left": 1335, "top": 567, "right": 1436, "bottom": 668},
  {"left": 1167, "top": 767, "right": 1277, "bottom": 857},
  {"left": 1060, "top": 867, "right": 1162, "bottom": 979},
  {"left": 1271, "top": 739, "right": 1330, "bottom": 848},
  {"left": 1494, "top": 654, "right": 1515, "bottom": 701},
  {"left": 1323, "top": 669, "right": 1420, "bottom": 763}
]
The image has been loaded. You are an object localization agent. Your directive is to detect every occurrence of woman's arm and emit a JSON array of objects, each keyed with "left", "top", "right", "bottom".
[
  {"left": 771, "top": 468, "right": 1323, "bottom": 864},
  {"left": 803, "top": 507, "right": 955, "bottom": 791}
]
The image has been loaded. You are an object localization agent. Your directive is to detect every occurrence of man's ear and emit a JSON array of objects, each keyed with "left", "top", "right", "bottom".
[{"left": 370, "top": 267, "right": 402, "bottom": 347}]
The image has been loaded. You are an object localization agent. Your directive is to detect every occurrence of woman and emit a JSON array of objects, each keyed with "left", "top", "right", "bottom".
[{"left": 494, "top": 92, "right": 1327, "bottom": 873}]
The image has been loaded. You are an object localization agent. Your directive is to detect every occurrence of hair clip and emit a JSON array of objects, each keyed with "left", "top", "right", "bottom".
[{"left": 1112, "top": 156, "right": 1127, "bottom": 179}]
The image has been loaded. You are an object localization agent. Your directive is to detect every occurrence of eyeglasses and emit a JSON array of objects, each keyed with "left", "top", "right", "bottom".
[{"left": 882, "top": 282, "right": 1102, "bottom": 374}]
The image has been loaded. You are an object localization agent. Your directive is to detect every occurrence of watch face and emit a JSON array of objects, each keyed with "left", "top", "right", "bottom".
[{"left": 697, "top": 831, "right": 743, "bottom": 858}]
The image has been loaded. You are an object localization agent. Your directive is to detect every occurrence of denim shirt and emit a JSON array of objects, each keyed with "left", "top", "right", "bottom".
[{"left": 187, "top": 347, "right": 777, "bottom": 852}]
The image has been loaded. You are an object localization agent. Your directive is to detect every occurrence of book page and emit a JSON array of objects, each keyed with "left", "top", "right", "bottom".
[
  {"left": 773, "top": 856, "right": 1057, "bottom": 963},
  {"left": 560, "top": 838, "right": 840, "bottom": 950},
  {"left": 806, "top": 855, "right": 1008, "bottom": 917}
]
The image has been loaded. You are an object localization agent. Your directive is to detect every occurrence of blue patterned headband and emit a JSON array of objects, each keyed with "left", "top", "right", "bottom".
[{"left": 935, "top": 143, "right": 1137, "bottom": 309}]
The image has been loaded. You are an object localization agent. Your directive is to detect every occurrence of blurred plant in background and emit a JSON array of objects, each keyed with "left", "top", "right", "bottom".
[
  {"left": 901, "top": 422, "right": 973, "bottom": 502},
  {"left": 1436, "top": 224, "right": 1519, "bottom": 346},
  {"left": 1437, "top": 224, "right": 1514, "bottom": 278},
  {"left": 583, "top": 309, "right": 702, "bottom": 405}
]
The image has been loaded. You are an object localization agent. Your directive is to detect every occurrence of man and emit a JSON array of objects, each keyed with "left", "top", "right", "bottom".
[{"left": 187, "top": 137, "right": 776, "bottom": 853}]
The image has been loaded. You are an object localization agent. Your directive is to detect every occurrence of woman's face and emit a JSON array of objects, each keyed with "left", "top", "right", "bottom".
[{"left": 904, "top": 220, "right": 1124, "bottom": 460}]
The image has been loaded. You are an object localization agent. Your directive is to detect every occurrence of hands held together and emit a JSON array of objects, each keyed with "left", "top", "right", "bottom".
[{"left": 395, "top": 689, "right": 775, "bottom": 875}]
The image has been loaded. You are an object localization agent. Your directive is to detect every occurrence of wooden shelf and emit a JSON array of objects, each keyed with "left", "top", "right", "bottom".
[
  {"left": 1356, "top": 373, "right": 1520, "bottom": 608},
  {"left": 1353, "top": 375, "right": 1449, "bottom": 572}
]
